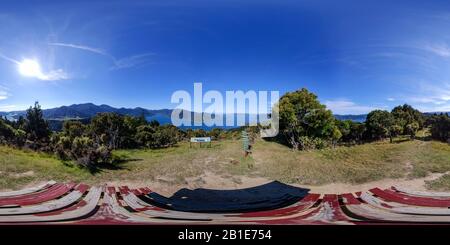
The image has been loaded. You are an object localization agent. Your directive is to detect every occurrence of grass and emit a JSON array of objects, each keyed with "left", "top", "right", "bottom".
[
  {"left": 0, "top": 140, "right": 248, "bottom": 190},
  {"left": 253, "top": 140, "right": 407, "bottom": 184},
  {"left": 111, "top": 140, "right": 247, "bottom": 184},
  {"left": 426, "top": 174, "right": 450, "bottom": 191},
  {"left": 409, "top": 141, "right": 450, "bottom": 178},
  {"left": 0, "top": 146, "right": 91, "bottom": 190},
  {"left": 252, "top": 139, "right": 450, "bottom": 185},
  {"left": 1, "top": 136, "right": 449, "bottom": 191}
]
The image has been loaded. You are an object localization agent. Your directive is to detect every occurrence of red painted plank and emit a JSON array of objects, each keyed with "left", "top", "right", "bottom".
[
  {"left": 77, "top": 187, "right": 139, "bottom": 225},
  {"left": 0, "top": 181, "right": 56, "bottom": 198},
  {"left": 340, "top": 193, "right": 361, "bottom": 205},
  {"left": 0, "top": 184, "right": 63, "bottom": 202},
  {"left": 0, "top": 183, "right": 75, "bottom": 206},
  {"left": 321, "top": 194, "right": 351, "bottom": 222},
  {"left": 33, "top": 184, "right": 91, "bottom": 216},
  {"left": 370, "top": 188, "right": 450, "bottom": 207},
  {"left": 249, "top": 205, "right": 324, "bottom": 224}
]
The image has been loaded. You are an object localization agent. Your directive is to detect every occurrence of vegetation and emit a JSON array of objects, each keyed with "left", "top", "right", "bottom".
[
  {"left": 391, "top": 104, "right": 424, "bottom": 139},
  {"left": 0, "top": 102, "right": 185, "bottom": 169},
  {"left": 278, "top": 88, "right": 340, "bottom": 150},
  {"left": 0, "top": 102, "right": 250, "bottom": 170},
  {"left": 254, "top": 138, "right": 450, "bottom": 185},
  {"left": 1, "top": 137, "right": 449, "bottom": 190},
  {"left": 276, "top": 88, "right": 448, "bottom": 150},
  {"left": 0, "top": 88, "right": 449, "bottom": 191},
  {"left": 427, "top": 113, "right": 450, "bottom": 143}
]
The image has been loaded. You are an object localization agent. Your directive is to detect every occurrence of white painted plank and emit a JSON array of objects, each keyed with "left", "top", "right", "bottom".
[
  {"left": 0, "top": 185, "right": 85, "bottom": 215},
  {"left": 360, "top": 191, "right": 450, "bottom": 216},
  {"left": 0, "top": 186, "right": 101, "bottom": 223},
  {"left": 346, "top": 202, "right": 450, "bottom": 223},
  {"left": 0, "top": 181, "right": 56, "bottom": 198},
  {"left": 393, "top": 186, "right": 450, "bottom": 198}
]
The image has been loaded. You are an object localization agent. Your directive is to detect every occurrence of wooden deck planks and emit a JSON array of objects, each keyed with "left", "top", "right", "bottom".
[
  {"left": 3, "top": 182, "right": 450, "bottom": 224},
  {"left": 0, "top": 186, "right": 101, "bottom": 223},
  {"left": 0, "top": 181, "right": 56, "bottom": 198},
  {"left": 392, "top": 186, "right": 450, "bottom": 198},
  {"left": 0, "top": 184, "right": 89, "bottom": 215},
  {"left": 233, "top": 193, "right": 321, "bottom": 218},
  {"left": 360, "top": 191, "right": 450, "bottom": 216},
  {"left": 370, "top": 188, "right": 450, "bottom": 207},
  {"left": 0, "top": 183, "right": 75, "bottom": 207}
]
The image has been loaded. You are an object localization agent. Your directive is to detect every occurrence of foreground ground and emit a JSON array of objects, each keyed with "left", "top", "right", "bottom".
[{"left": 1, "top": 137, "right": 450, "bottom": 195}]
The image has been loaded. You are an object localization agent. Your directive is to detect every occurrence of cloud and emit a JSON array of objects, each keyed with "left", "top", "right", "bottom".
[
  {"left": 48, "top": 42, "right": 154, "bottom": 70},
  {"left": 0, "top": 85, "right": 10, "bottom": 100},
  {"left": 111, "top": 53, "right": 155, "bottom": 70},
  {"left": 387, "top": 98, "right": 395, "bottom": 101},
  {"left": 424, "top": 43, "right": 450, "bottom": 57},
  {"left": 396, "top": 82, "right": 450, "bottom": 112},
  {"left": 0, "top": 91, "right": 9, "bottom": 100},
  {"left": 414, "top": 83, "right": 450, "bottom": 104},
  {"left": 0, "top": 52, "right": 20, "bottom": 64},
  {"left": 48, "top": 42, "right": 112, "bottom": 58},
  {"left": 324, "top": 100, "right": 382, "bottom": 114},
  {"left": 37, "top": 68, "right": 70, "bottom": 81},
  {"left": 0, "top": 104, "right": 17, "bottom": 111}
]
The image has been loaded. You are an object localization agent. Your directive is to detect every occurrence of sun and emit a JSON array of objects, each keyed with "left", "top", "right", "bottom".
[{"left": 18, "top": 59, "right": 44, "bottom": 78}]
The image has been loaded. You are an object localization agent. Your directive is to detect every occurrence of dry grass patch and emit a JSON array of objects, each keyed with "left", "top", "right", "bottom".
[
  {"left": 252, "top": 139, "right": 448, "bottom": 185},
  {"left": 1, "top": 138, "right": 449, "bottom": 191}
]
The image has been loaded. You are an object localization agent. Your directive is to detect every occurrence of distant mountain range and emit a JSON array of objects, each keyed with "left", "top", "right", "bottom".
[
  {"left": 333, "top": 114, "right": 367, "bottom": 123},
  {"left": 0, "top": 103, "right": 173, "bottom": 131},
  {"left": 1, "top": 103, "right": 449, "bottom": 130},
  {"left": 0, "top": 103, "right": 172, "bottom": 121}
]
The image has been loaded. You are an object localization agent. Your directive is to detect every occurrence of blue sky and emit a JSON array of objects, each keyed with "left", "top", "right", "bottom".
[{"left": 0, "top": 0, "right": 450, "bottom": 114}]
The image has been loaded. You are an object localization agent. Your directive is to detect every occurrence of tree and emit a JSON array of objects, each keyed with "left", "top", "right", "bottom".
[
  {"left": 349, "top": 122, "right": 366, "bottom": 143},
  {"left": 405, "top": 122, "right": 419, "bottom": 139},
  {"left": 62, "top": 120, "right": 86, "bottom": 139},
  {"left": 0, "top": 118, "right": 15, "bottom": 142},
  {"left": 135, "top": 124, "right": 180, "bottom": 148},
  {"left": 135, "top": 125, "right": 155, "bottom": 148},
  {"left": 208, "top": 128, "right": 224, "bottom": 140},
  {"left": 391, "top": 104, "right": 424, "bottom": 135},
  {"left": 278, "top": 88, "right": 338, "bottom": 150},
  {"left": 389, "top": 124, "right": 403, "bottom": 141},
  {"left": 153, "top": 125, "right": 180, "bottom": 148},
  {"left": 24, "top": 102, "right": 51, "bottom": 141},
  {"left": 149, "top": 120, "right": 160, "bottom": 128},
  {"left": 331, "top": 126, "right": 342, "bottom": 147},
  {"left": 89, "top": 113, "right": 126, "bottom": 149},
  {"left": 122, "top": 115, "right": 147, "bottom": 148},
  {"left": 428, "top": 113, "right": 450, "bottom": 142},
  {"left": 365, "top": 110, "right": 398, "bottom": 142},
  {"left": 336, "top": 120, "right": 366, "bottom": 144},
  {"left": 336, "top": 120, "right": 351, "bottom": 141}
]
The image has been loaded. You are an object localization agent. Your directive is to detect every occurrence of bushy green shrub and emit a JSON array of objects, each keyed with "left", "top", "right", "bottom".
[
  {"left": 429, "top": 114, "right": 450, "bottom": 142},
  {"left": 298, "top": 136, "right": 330, "bottom": 151},
  {"left": 136, "top": 124, "right": 180, "bottom": 148},
  {"left": 278, "top": 88, "right": 339, "bottom": 150}
]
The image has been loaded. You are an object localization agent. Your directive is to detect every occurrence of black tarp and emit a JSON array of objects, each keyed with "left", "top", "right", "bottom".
[{"left": 142, "top": 181, "right": 310, "bottom": 213}]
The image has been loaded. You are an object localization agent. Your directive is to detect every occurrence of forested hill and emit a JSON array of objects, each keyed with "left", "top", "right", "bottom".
[
  {"left": 1, "top": 103, "right": 448, "bottom": 127},
  {"left": 0, "top": 103, "right": 172, "bottom": 121}
]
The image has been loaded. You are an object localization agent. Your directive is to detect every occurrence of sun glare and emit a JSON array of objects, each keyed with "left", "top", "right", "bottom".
[{"left": 18, "top": 59, "right": 44, "bottom": 78}]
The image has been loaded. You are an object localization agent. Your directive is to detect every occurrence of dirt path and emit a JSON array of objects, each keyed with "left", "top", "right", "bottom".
[
  {"left": 300, "top": 172, "right": 449, "bottom": 194},
  {"left": 2, "top": 171, "right": 449, "bottom": 196},
  {"left": 106, "top": 171, "right": 450, "bottom": 196}
]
